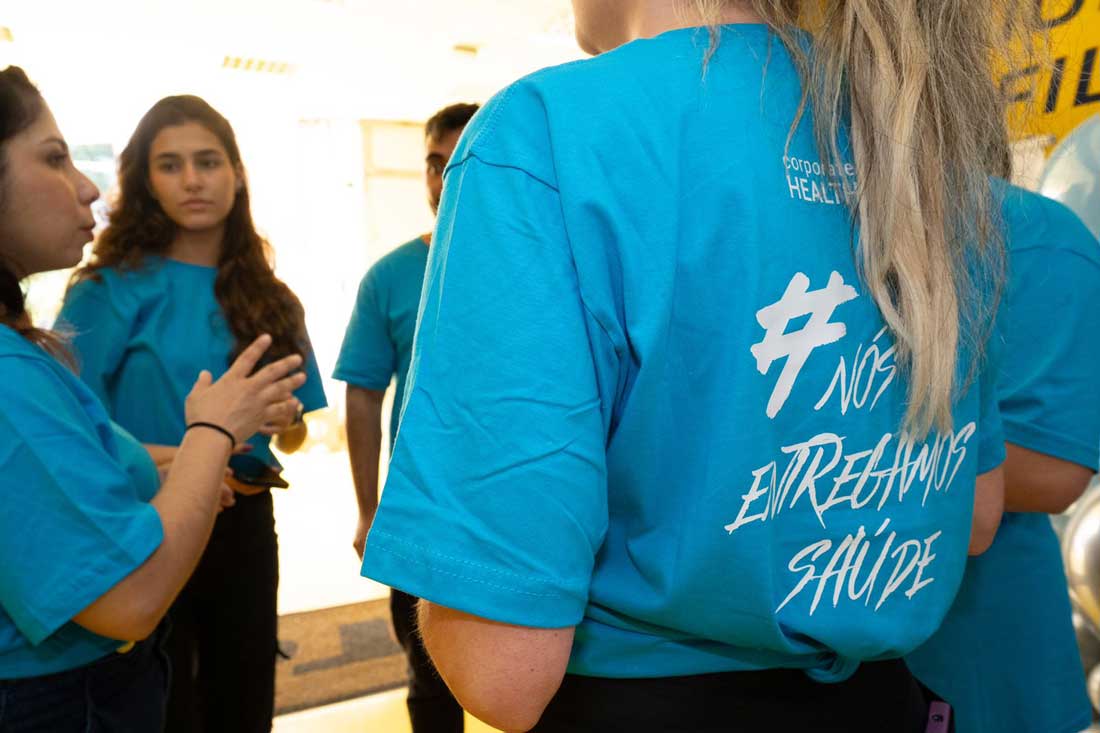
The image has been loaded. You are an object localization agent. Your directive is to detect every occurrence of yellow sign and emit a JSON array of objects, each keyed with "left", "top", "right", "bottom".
[{"left": 1003, "top": 0, "right": 1100, "bottom": 145}]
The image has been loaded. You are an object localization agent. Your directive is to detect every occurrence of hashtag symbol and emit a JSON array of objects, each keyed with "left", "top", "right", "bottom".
[{"left": 751, "top": 272, "right": 858, "bottom": 418}]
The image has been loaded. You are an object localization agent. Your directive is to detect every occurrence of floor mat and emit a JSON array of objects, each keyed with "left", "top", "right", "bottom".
[{"left": 276, "top": 599, "right": 407, "bottom": 715}]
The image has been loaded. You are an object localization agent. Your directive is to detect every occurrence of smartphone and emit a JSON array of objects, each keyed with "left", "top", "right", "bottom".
[{"left": 228, "top": 454, "right": 289, "bottom": 490}]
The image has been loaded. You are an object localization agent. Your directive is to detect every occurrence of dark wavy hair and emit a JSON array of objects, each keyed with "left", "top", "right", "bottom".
[
  {"left": 71, "top": 95, "right": 307, "bottom": 363},
  {"left": 0, "top": 65, "right": 72, "bottom": 363}
]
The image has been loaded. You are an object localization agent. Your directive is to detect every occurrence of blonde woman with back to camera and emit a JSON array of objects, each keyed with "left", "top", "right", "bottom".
[{"left": 359, "top": 2, "right": 1037, "bottom": 731}]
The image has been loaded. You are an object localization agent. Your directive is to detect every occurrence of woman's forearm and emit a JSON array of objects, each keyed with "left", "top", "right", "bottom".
[
  {"left": 1003, "top": 443, "right": 1093, "bottom": 514},
  {"left": 969, "top": 466, "right": 1005, "bottom": 555},
  {"left": 143, "top": 443, "right": 178, "bottom": 467}
]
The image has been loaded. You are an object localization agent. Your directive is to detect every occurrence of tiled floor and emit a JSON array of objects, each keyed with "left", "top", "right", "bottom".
[{"left": 273, "top": 688, "right": 500, "bottom": 733}]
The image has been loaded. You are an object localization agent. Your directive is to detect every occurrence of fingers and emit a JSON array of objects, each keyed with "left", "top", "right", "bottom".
[
  {"left": 217, "top": 480, "right": 236, "bottom": 515},
  {"left": 257, "top": 374, "right": 307, "bottom": 405},
  {"left": 227, "top": 334, "right": 273, "bottom": 379},
  {"left": 192, "top": 370, "right": 214, "bottom": 391},
  {"left": 251, "top": 353, "right": 304, "bottom": 387},
  {"left": 232, "top": 443, "right": 253, "bottom": 455},
  {"left": 276, "top": 398, "right": 302, "bottom": 425},
  {"left": 260, "top": 399, "right": 299, "bottom": 427},
  {"left": 219, "top": 484, "right": 237, "bottom": 509}
]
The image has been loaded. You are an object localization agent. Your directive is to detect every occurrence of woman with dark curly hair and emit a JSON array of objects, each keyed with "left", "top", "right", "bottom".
[
  {"left": 58, "top": 95, "right": 326, "bottom": 733},
  {"left": 0, "top": 66, "right": 306, "bottom": 732}
]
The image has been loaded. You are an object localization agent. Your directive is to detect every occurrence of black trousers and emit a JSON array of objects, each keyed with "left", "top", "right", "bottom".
[
  {"left": 390, "top": 589, "right": 464, "bottom": 733},
  {"left": 165, "top": 491, "right": 279, "bottom": 733},
  {"left": 531, "top": 658, "right": 953, "bottom": 733},
  {"left": 0, "top": 624, "right": 170, "bottom": 733}
]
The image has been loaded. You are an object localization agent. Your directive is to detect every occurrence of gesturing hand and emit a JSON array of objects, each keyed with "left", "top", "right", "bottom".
[{"left": 185, "top": 334, "right": 307, "bottom": 444}]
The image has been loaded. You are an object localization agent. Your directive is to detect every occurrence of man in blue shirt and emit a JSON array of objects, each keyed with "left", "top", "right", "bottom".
[{"left": 334, "top": 102, "right": 478, "bottom": 733}]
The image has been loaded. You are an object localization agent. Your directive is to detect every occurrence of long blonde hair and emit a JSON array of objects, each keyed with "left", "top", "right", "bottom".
[{"left": 694, "top": 0, "right": 1039, "bottom": 435}]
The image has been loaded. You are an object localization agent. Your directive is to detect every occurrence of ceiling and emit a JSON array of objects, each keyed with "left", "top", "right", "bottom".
[{"left": 0, "top": 0, "right": 583, "bottom": 136}]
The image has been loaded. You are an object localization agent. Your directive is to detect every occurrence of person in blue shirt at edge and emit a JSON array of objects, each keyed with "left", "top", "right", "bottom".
[
  {"left": 0, "top": 66, "right": 307, "bottom": 731},
  {"left": 358, "top": 0, "right": 1039, "bottom": 731},
  {"left": 335, "top": 101, "right": 479, "bottom": 733},
  {"left": 906, "top": 185, "right": 1100, "bottom": 733},
  {"left": 56, "top": 95, "right": 328, "bottom": 733}
]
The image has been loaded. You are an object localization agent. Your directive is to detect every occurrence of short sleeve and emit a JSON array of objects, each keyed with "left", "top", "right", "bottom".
[
  {"left": 296, "top": 330, "right": 329, "bottom": 413},
  {"left": 976, "top": 330, "right": 1007, "bottom": 474},
  {"left": 56, "top": 277, "right": 132, "bottom": 405},
  {"left": 0, "top": 356, "right": 163, "bottom": 644},
  {"left": 998, "top": 230, "right": 1100, "bottom": 470},
  {"left": 332, "top": 268, "right": 397, "bottom": 391},
  {"left": 360, "top": 154, "right": 610, "bottom": 629}
]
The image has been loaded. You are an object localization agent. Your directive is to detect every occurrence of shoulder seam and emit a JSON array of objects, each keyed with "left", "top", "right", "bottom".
[
  {"left": 448, "top": 151, "right": 559, "bottom": 193},
  {"left": 443, "top": 153, "right": 621, "bottom": 357}
]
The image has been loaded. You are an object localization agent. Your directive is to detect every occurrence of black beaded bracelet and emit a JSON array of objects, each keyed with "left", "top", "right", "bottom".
[{"left": 185, "top": 421, "right": 236, "bottom": 449}]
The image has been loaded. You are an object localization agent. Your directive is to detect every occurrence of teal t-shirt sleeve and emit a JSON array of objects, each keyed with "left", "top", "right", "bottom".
[
  {"left": 297, "top": 331, "right": 328, "bottom": 413},
  {"left": 976, "top": 327, "right": 1007, "bottom": 474},
  {"left": 360, "top": 155, "right": 610, "bottom": 629},
  {"left": 56, "top": 277, "right": 131, "bottom": 405},
  {"left": 332, "top": 268, "right": 397, "bottom": 390},
  {"left": 0, "top": 356, "right": 163, "bottom": 645},
  {"left": 998, "top": 219, "right": 1100, "bottom": 471}
]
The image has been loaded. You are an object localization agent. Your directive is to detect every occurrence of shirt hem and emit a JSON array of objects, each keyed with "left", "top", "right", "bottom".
[
  {"left": 361, "top": 531, "right": 586, "bottom": 629},
  {"left": 1003, "top": 419, "right": 1100, "bottom": 471},
  {"left": 331, "top": 371, "right": 392, "bottom": 391},
  {"left": 18, "top": 507, "right": 163, "bottom": 646}
]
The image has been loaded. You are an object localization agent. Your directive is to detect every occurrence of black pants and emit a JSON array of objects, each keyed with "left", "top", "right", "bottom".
[
  {"left": 165, "top": 491, "right": 279, "bottom": 733},
  {"left": 532, "top": 659, "right": 952, "bottom": 733},
  {"left": 0, "top": 625, "right": 170, "bottom": 732},
  {"left": 391, "top": 590, "right": 464, "bottom": 733}
]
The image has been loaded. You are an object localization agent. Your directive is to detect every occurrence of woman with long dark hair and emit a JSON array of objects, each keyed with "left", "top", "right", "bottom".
[
  {"left": 0, "top": 65, "right": 305, "bottom": 731},
  {"left": 58, "top": 95, "right": 327, "bottom": 732}
]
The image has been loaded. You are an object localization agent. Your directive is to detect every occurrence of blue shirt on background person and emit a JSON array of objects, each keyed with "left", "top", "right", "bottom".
[
  {"left": 0, "top": 324, "right": 162, "bottom": 679},
  {"left": 360, "top": 25, "right": 1005, "bottom": 683},
  {"left": 56, "top": 256, "right": 328, "bottom": 466},
  {"left": 333, "top": 237, "right": 428, "bottom": 447},
  {"left": 907, "top": 185, "right": 1100, "bottom": 733}
]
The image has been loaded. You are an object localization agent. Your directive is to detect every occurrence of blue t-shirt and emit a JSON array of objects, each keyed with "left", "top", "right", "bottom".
[
  {"left": 0, "top": 325, "right": 163, "bottom": 678},
  {"left": 907, "top": 186, "right": 1100, "bottom": 733},
  {"left": 360, "top": 25, "right": 1005, "bottom": 681},
  {"left": 333, "top": 237, "right": 429, "bottom": 446},
  {"left": 56, "top": 257, "right": 328, "bottom": 470}
]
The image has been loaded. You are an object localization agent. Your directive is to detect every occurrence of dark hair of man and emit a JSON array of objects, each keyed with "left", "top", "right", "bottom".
[{"left": 425, "top": 103, "right": 480, "bottom": 142}]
